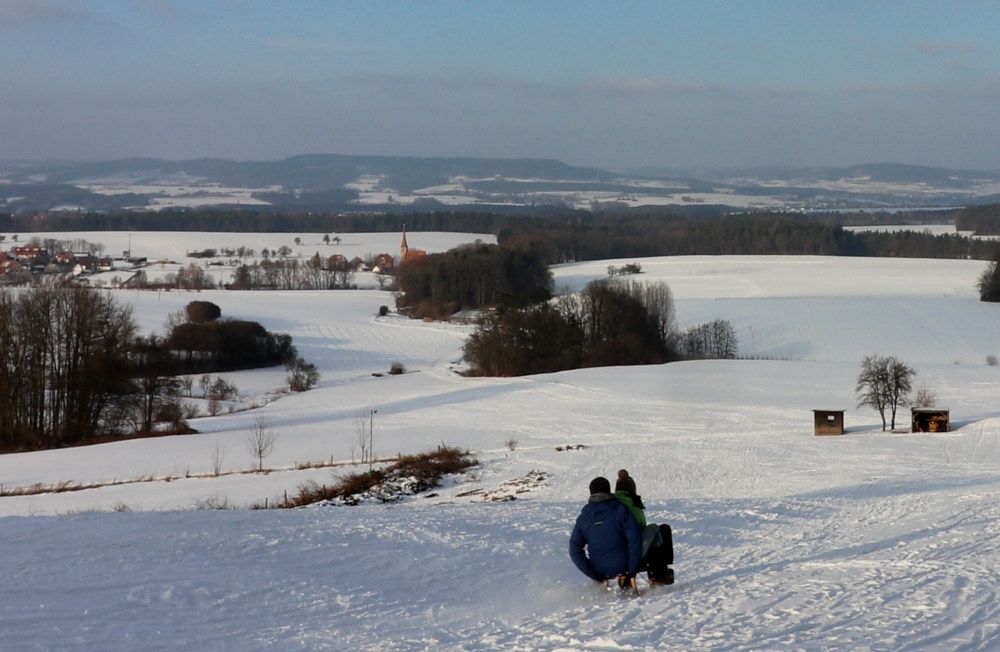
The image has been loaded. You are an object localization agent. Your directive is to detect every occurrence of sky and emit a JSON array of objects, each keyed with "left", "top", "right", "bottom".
[{"left": 2, "top": 0, "right": 1000, "bottom": 171}]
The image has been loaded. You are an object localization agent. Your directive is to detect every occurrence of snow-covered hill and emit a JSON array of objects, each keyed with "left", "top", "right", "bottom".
[{"left": 4, "top": 252, "right": 1000, "bottom": 649}]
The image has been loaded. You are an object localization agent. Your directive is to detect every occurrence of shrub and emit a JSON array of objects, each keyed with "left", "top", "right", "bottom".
[
  {"left": 182, "top": 402, "right": 201, "bottom": 420},
  {"left": 209, "top": 378, "right": 238, "bottom": 401},
  {"left": 393, "top": 446, "right": 477, "bottom": 483},
  {"left": 274, "top": 446, "right": 475, "bottom": 508},
  {"left": 505, "top": 437, "right": 518, "bottom": 451},
  {"left": 287, "top": 357, "right": 320, "bottom": 391},
  {"left": 388, "top": 361, "right": 406, "bottom": 375},
  {"left": 155, "top": 401, "right": 186, "bottom": 429},
  {"left": 185, "top": 300, "right": 222, "bottom": 323},
  {"left": 378, "top": 305, "right": 389, "bottom": 317},
  {"left": 978, "top": 254, "right": 1000, "bottom": 302},
  {"left": 194, "top": 495, "right": 233, "bottom": 510},
  {"left": 988, "top": 355, "right": 998, "bottom": 366}
]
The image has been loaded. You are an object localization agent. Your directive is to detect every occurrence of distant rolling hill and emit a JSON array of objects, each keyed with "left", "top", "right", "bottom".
[{"left": 2, "top": 155, "right": 1000, "bottom": 213}]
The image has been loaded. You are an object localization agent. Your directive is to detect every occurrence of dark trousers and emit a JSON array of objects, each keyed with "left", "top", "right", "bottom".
[{"left": 641, "top": 524, "right": 673, "bottom": 575}]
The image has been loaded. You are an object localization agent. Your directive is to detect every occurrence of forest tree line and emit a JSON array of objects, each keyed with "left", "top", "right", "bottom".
[
  {"left": 394, "top": 242, "right": 552, "bottom": 319},
  {"left": 955, "top": 203, "right": 1000, "bottom": 235},
  {"left": 498, "top": 214, "right": 998, "bottom": 264}
]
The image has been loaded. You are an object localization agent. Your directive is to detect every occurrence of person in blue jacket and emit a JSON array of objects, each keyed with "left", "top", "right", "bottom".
[{"left": 569, "top": 476, "right": 643, "bottom": 586}]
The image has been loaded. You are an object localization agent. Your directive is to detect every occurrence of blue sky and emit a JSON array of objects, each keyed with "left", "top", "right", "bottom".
[{"left": 2, "top": 0, "right": 999, "bottom": 170}]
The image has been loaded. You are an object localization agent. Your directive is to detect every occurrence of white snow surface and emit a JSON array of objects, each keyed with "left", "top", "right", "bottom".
[
  {"left": 0, "top": 230, "right": 493, "bottom": 263},
  {"left": 5, "top": 252, "right": 1000, "bottom": 649}
]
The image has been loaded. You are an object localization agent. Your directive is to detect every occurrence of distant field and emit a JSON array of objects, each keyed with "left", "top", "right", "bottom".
[{"left": 0, "top": 230, "right": 495, "bottom": 262}]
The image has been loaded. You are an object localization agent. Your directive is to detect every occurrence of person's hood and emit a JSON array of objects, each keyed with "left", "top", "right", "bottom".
[
  {"left": 588, "top": 492, "right": 616, "bottom": 503},
  {"left": 615, "top": 490, "right": 645, "bottom": 510}
]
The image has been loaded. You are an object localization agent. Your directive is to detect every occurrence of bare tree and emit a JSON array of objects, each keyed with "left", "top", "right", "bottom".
[
  {"left": 912, "top": 382, "right": 938, "bottom": 408},
  {"left": 211, "top": 441, "right": 225, "bottom": 476},
  {"left": 354, "top": 414, "right": 370, "bottom": 465},
  {"left": 621, "top": 280, "right": 678, "bottom": 346},
  {"left": 678, "top": 319, "right": 737, "bottom": 359},
  {"left": 857, "top": 354, "right": 915, "bottom": 431},
  {"left": 247, "top": 414, "right": 277, "bottom": 471}
]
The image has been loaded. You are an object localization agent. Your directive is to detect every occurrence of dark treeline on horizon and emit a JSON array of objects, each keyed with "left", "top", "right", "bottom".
[
  {"left": 499, "top": 213, "right": 998, "bottom": 263},
  {"left": 0, "top": 204, "right": 965, "bottom": 234},
  {"left": 0, "top": 208, "right": 571, "bottom": 235},
  {"left": 955, "top": 204, "right": 1000, "bottom": 235},
  {"left": 2, "top": 205, "right": 996, "bottom": 263}
]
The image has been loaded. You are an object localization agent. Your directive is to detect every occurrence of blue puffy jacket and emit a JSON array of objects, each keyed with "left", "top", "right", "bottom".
[{"left": 569, "top": 493, "right": 643, "bottom": 581}]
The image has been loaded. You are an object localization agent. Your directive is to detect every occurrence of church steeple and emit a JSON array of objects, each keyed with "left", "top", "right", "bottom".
[{"left": 400, "top": 223, "right": 409, "bottom": 260}]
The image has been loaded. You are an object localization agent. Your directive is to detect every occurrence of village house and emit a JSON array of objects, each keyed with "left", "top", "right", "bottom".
[
  {"left": 12, "top": 244, "right": 44, "bottom": 261},
  {"left": 327, "top": 254, "right": 348, "bottom": 271},
  {"left": 372, "top": 253, "right": 395, "bottom": 274},
  {"left": 0, "top": 257, "right": 23, "bottom": 277}
]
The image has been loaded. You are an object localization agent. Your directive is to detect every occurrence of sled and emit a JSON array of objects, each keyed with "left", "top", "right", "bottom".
[{"left": 606, "top": 569, "right": 674, "bottom": 597}]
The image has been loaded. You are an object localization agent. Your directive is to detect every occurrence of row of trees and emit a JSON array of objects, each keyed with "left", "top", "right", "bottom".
[
  {"left": 464, "top": 280, "right": 681, "bottom": 376},
  {"left": 678, "top": 319, "right": 738, "bottom": 360},
  {"left": 231, "top": 256, "right": 356, "bottom": 290},
  {"left": 0, "top": 287, "right": 136, "bottom": 449},
  {"left": 395, "top": 242, "right": 552, "bottom": 319}
]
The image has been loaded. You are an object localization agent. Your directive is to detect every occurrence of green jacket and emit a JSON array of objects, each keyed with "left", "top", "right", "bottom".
[{"left": 614, "top": 490, "right": 646, "bottom": 528}]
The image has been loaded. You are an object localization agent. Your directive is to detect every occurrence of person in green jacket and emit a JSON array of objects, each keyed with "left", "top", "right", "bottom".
[
  {"left": 614, "top": 469, "right": 647, "bottom": 527},
  {"left": 614, "top": 469, "right": 674, "bottom": 585}
]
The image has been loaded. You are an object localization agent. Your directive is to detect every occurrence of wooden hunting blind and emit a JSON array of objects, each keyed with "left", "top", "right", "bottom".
[
  {"left": 813, "top": 410, "right": 845, "bottom": 436},
  {"left": 911, "top": 408, "right": 949, "bottom": 433}
]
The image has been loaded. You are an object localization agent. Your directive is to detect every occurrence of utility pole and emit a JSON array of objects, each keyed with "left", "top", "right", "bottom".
[{"left": 369, "top": 408, "right": 378, "bottom": 472}]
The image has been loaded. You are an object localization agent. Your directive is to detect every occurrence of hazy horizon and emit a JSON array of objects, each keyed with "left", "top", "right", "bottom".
[{"left": 3, "top": 1, "right": 999, "bottom": 171}]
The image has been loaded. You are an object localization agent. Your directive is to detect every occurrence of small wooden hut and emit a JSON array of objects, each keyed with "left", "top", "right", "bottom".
[
  {"left": 911, "top": 408, "right": 949, "bottom": 433},
  {"left": 813, "top": 410, "right": 845, "bottom": 436}
]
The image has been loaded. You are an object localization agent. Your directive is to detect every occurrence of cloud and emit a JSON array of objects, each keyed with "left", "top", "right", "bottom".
[
  {"left": 838, "top": 80, "right": 896, "bottom": 95},
  {"left": 0, "top": 0, "right": 88, "bottom": 25},
  {"left": 139, "top": 0, "right": 178, "bottom": 17},
  {"left": 339, "top": 72, "right": 566, "bottom": 98},
  {"left": 914, "top": 40, "right": 978, "bottom": 54},
  {"left": 337, "top": 72, "right": 812, "bottom": 103},
  {"left": 587, "top": 76, "right": 721, "bottom": 94},
  {"left": 262, "top": 36, "right": 353, "bottom": 53}
]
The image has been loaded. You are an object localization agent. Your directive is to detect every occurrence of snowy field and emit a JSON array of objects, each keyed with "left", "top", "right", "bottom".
[
  {"left": 5, "top": 250, "right": 1000, "bottom": 649},
  {"left": 0, "top": 230, "right": 495, "bottom": 287},
  {"left": 0, "top": 230, "right": 495, "bottom": 264}
]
